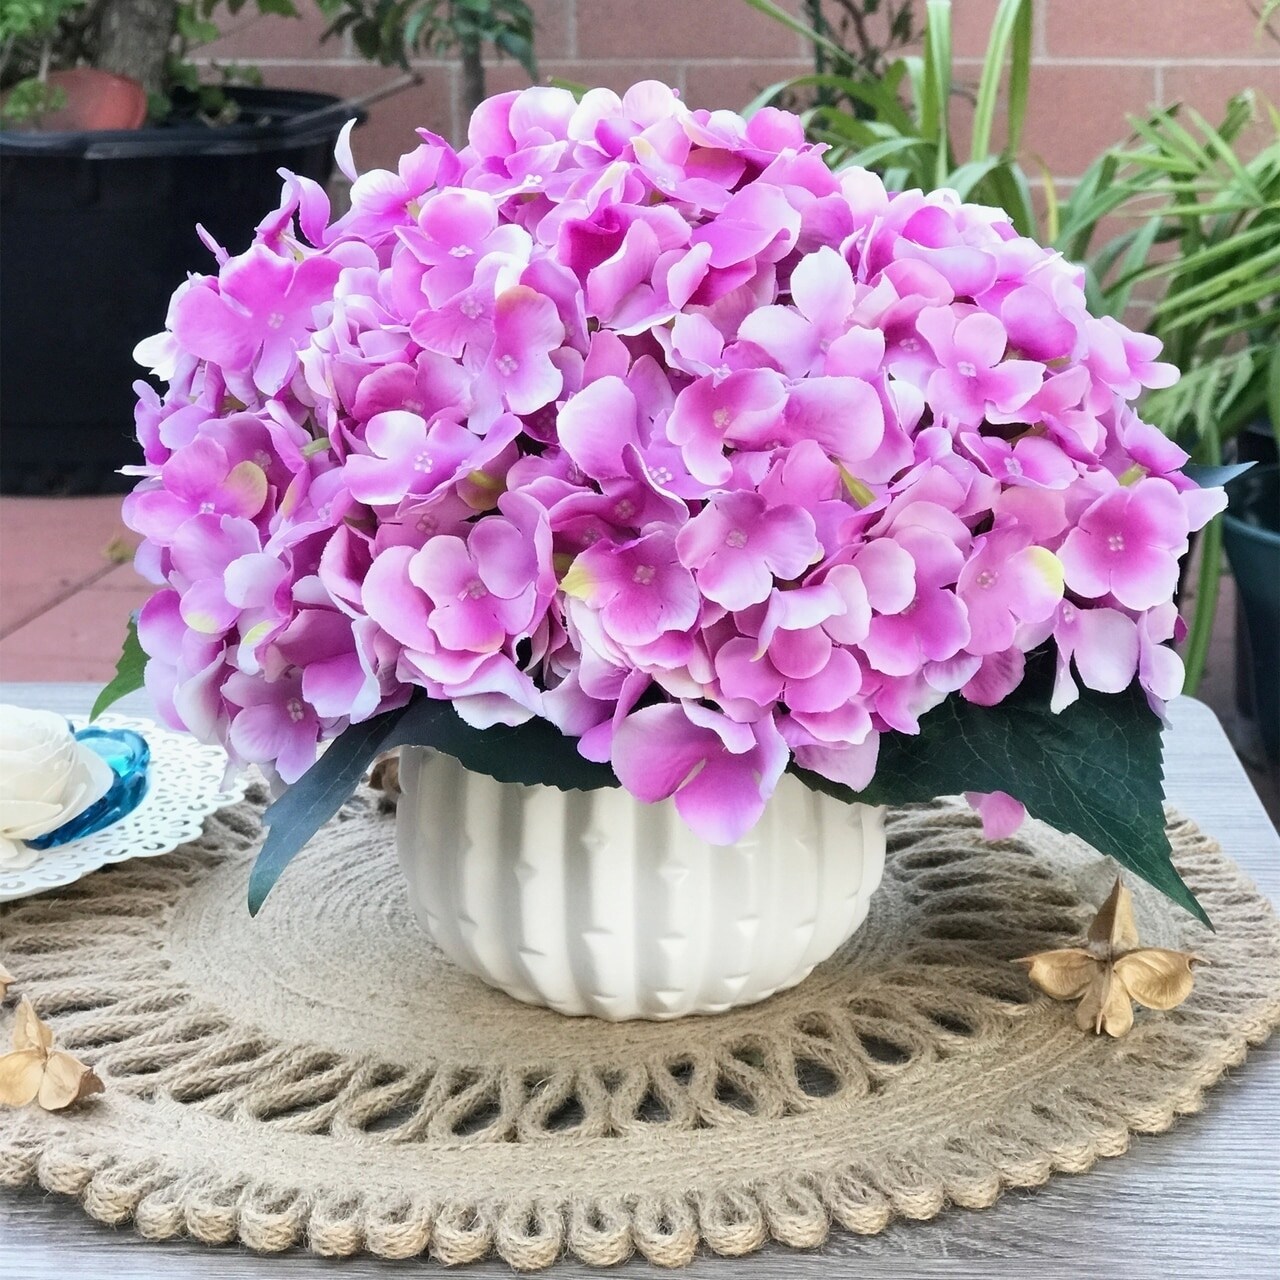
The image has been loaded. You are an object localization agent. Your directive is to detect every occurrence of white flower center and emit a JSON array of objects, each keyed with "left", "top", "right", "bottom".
[
  {"left": 712, "top": 407, "right": 732, "bottom": 430},
  {"left": 254, "top": 450, "right": 272, "bottom": 469},
  {"left": 286, "top": 697, "right": 305, "bottom": 723},
  {"left": 725, "top": 529, "right": 749, "bottom": 549},
  {"left": 650, "top": 466, "right": 673, "bottom": 485},
  {"left": 496, "top": 354, "right": 520, "bottom": 376},
  {"left": 413, "top": 451, "right": 434, "bottom": 473},
  {"left": 614, "top": 499, "right": 636, "bottom": 521},
  {"left": 416, "top": 514, "right": 438, "bottom": 534},
  {"left": 463, "top": 579, "right": 488, "bottom": 600},
  {"left": 267, "top": 312, "right": 285, "bottom": 330},
  {"left": 632, "top": 564, "right": 657, "bottom": 586},
  {"left": 1107, "top": 533, "right": 1125, "bottom": 552},
  {"left": 460, "top": 297, "right": 484, "bottom": 320},
  {"left": 404, "top": 398, "right": 423, "bottom": 413},
  {"left": 198, "top": 500, "right": 216, "bottom": 514},
  {"left": 449, "top": 244, "right": 474, "bottom": 258},
  {"left": 901, "top": 337, "right": 919, "bottom": 352},
  {"left": 1004, "top": 457, "right": 1023, "bottom": 475},
  {"left": 957, "top": 360, "right": 978, "bottom": 378},
  {"left": 976, "top": 569, "right": 997, "bottom": 588}
]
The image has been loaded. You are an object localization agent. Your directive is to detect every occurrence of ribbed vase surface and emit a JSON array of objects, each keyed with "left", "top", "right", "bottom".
[{"left": 396, "top": 747, "right": 886, "bottom": 1020}]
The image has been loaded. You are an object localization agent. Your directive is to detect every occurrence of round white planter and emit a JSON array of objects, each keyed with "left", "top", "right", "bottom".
[{"left": 395, "top": 747, "right": 886, "bottom": 1021}]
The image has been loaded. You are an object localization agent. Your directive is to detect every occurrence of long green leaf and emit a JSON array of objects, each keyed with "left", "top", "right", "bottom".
[
  {"left": 1201, "top": 307, "right": 1280, "bottom": 345},
  {"left": 987, "top": 161, "right": 1038, "bottom": 238},
  {"left": 1101, "top": 216, "right": 1162, "bottom": 313},
  {"left": 1108, "top": 221, "right": 1277, "bottom": 291},
  {"left": 970, "top": 0, "right": 1030, "bottom": 162},
  {"left": 1266, "top": 343, "right": 1280, "bottom": 439},
  {"left": 1158, "top": 271, "right": 1280, "bottom": 331},
  {"left": 247, "top": 703, "right": 412, "bottom": 916},
  {"left": 923, "top": 0, "right": 952, "bottom": 185},
  {"left": 1004, "top": 0, "right": 1033, "bottom": 154},
  {"left": 247, "top": 695, "right": 621, "bottom": 914},
  {"left": 1184, "top": 105, "right": 1264, "bottom": 202},
  {"left": 792, "top": 661, "right": 1208, "bottom": 926},
  {"left": 947, "top": 155, "right": 1001, "bottom": 200},
  {"left": 1127, "top": 110, "right": 1212, "bottom": 167},
  {"left": 848, "top": 135, "right": 934, "bottom": 171},
  {"left": 92, "top": 614, "right": 146, "bottom": 720},
  {"left": 738, "top": 0, "right": 848, "bottom": 61}
]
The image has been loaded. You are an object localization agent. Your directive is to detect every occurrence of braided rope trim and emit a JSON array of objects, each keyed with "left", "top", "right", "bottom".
[{"left": 1, "top": 805, "right": 1278, "bottom": 1270}]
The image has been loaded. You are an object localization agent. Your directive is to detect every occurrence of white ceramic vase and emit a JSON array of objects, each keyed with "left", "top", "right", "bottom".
[{"left": 395, "top": 747, "right": 886, "bottom": 1021}]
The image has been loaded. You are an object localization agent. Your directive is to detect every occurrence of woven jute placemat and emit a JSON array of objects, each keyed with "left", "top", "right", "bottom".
[{"left": 1, "top": 785, "right": 1278, "bottom": 1270}]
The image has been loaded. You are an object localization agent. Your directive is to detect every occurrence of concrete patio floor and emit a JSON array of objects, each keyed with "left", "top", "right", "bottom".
[{"left": 1, "top": 494, "right": 1276, "bottom": 826}]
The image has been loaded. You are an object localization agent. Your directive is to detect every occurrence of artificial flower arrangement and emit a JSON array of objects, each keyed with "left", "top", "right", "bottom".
[{"left": 99, "top": 81, "right": 1228, "bottom": 925}]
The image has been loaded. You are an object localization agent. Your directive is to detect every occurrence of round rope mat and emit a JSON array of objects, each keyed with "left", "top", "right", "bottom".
[{"left": 1, "top": 787, "right": 1278, "bottom": 1270}]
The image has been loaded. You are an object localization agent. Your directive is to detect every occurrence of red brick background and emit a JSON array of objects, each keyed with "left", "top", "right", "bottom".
[{"left": 209, "top": 1, "right": 1280, "bottom": 180}]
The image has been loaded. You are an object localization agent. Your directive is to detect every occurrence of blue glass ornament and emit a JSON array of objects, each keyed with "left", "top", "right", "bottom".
[{"left": 26, "top": 726, "right": 151, "bottom": 850}]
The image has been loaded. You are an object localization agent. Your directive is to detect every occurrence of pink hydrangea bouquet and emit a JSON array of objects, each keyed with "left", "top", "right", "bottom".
[{"left": 101, "top": 82, "right": 1225, "bottom": 921}]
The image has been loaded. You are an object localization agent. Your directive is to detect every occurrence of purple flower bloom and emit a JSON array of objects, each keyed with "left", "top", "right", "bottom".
[
  {"left": 1058, "top": 478, "right": 1189, "bottom": 610},
  {"left": 665, "top": 369, "right": 787, "bottom": 485},
  {"left": 956, "top": 532, "right": 1064, "bottom": 656},
  {"left": 477, "top": 284, "right": 566, "bottom": 418},
  {"left": 676, "top": 491, "right": 821, "bottom": 610},
  {"left": 611, "top": 702, "right": 789, "bottom": 844},
  {"left": 172, "top": 245, "right": 348, "bottom": 394},
  {"left": 224, "top": 671, "right": 322, "bottom": 784},
  {"left": 917, "top": 308, "right": 1043, "bottom": 425},
  {"left": 562, "top": 530, "right": 700, "bottom": 648},
  {"left": 122, "top": 79, "right": 1223, "bottom": 850}
]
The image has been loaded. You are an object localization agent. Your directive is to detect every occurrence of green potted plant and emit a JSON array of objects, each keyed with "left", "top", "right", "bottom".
[
  {"left": 0, "top": 0, "right": 536, "bottom": 494},
  {"left": 1065, "top": 97, "right": 1280, "bottom": 722},
  {"left": 742, "top": 0, "right": 1042, "bottom": 237}
]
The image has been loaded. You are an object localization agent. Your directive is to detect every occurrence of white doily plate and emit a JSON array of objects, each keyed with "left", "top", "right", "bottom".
[{"left": 0, "top": 715, "right": 247, "bottom": 902}]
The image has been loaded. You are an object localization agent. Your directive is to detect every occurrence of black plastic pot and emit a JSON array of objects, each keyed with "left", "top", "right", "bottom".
[
  {"left": 1223, "top": 464, "right": 1280, "bottom": 765},
  {"left": 0, "top": 88, "right": 357, "bottom": 494}
]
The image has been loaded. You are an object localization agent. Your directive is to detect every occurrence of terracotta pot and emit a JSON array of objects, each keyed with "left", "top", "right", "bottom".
[{"left": 39, "top": 69, "right": 147, "bottom": 132}]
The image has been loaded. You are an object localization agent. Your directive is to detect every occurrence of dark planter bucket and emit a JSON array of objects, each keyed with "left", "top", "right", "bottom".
[
  {"left": 1223, "top": 464, "right": 1280, "bottom": 764},
  {"left": 0, "top": 89, "right": 356, "bottom": 494}
]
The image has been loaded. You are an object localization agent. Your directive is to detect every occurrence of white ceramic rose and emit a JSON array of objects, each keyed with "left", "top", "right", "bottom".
[{"left": 0, "top": 707, "right": 115, "bottom": 869}]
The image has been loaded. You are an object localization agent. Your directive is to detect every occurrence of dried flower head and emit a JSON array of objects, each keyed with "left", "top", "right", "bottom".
[
  {"left": 0, "top": 997, "right": 104, "bottom": 1110},
  {"left": 1016, "top": 878, "right": 1199, "bottom": 1036}
]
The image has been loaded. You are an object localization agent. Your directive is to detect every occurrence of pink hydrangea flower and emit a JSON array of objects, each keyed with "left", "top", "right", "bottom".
[
  {"left": 675, "top": 492, "right": 821, "bottom": 610},
  {"left": 1058, "top": 478, "right": 1190, "bottom": 610},
  {"left": 121, "top": 80, "right": 1221, "bottom": 847}
]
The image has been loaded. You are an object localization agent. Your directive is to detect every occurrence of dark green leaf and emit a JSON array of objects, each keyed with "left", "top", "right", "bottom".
[
  {"left": 1184, "top": 461, "right": 1254, "bottom": 489},
  {"left": 92, "top": 615, "right": 146, "bottom": 721},
  {"left": 791, "top": 663, "right": 1209, "bottom": 926},
  {"left": 388, "top": 698, "right": 618, "bottom": 793},
  {"left": 494, "top": 28, "right": 536, "bottom": 76},
  {"left": 248, "top": 695, "right": 619, "bottom": 914},
  {"left": 248, "top": 702, "right": 413, "bottom": 915}
]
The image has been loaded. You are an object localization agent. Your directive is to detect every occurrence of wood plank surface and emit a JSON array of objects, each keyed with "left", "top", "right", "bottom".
[{"left": 1, "top": 684, "right": 1277, "bottom": 1278}]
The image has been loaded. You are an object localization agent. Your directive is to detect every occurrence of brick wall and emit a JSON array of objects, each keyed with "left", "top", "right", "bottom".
[{"left": 202, "top": 0, "right": 1280, "bottom": 179}]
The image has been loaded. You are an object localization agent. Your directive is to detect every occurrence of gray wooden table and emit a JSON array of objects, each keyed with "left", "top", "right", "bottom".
[{"left": 2, "top": 683, "right": 1278, "bottom": 1278}]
